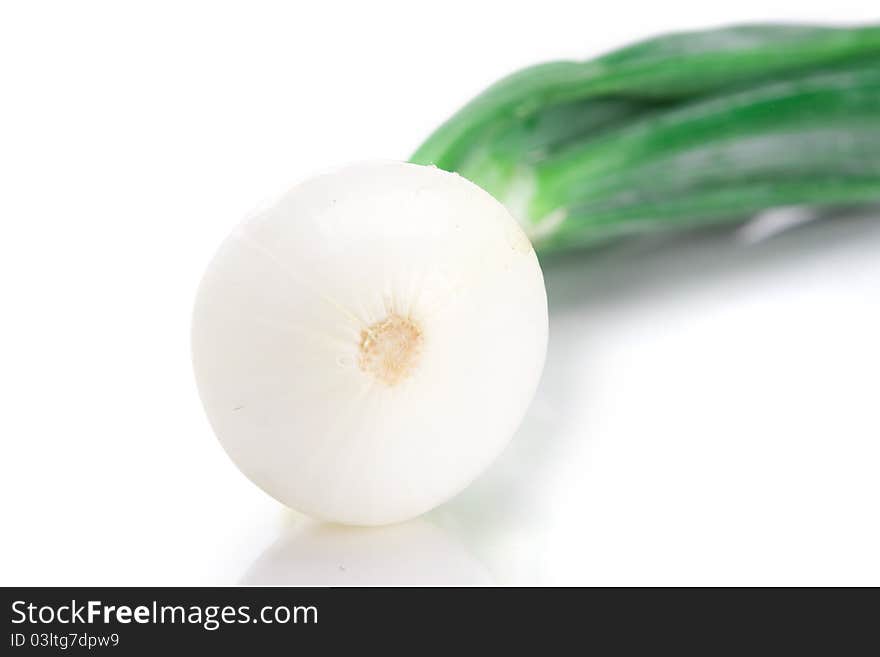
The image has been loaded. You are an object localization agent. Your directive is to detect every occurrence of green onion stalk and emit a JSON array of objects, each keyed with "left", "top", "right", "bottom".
[{"left": 411, "top": 24, "right": 880, "bottom": 253}]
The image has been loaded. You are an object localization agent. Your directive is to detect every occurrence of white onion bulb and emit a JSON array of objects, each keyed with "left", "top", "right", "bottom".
[{"left": 192, "top": 161, "right": 548, "bottom": 525}]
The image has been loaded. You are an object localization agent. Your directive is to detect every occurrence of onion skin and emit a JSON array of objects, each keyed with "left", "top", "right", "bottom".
[{"left": 192, "top": 161, "right": 547, "bottom": 526}]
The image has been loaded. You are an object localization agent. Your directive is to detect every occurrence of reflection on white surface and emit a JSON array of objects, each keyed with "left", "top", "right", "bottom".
[
  {"left": 428, "top": 211, "right": 880, "bottom": 585},
  {"left": 241, "top": 517, "right": 492, "bottom": 586}
]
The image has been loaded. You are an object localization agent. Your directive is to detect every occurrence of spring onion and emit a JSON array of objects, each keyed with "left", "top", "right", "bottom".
[{"left": 194, "top": 24, "right": 880, "bottom": 526}]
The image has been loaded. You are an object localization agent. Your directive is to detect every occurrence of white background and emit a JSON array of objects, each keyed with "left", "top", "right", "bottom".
[{"left": 1, "top": 1, "right": 878, "bottom": 585}]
